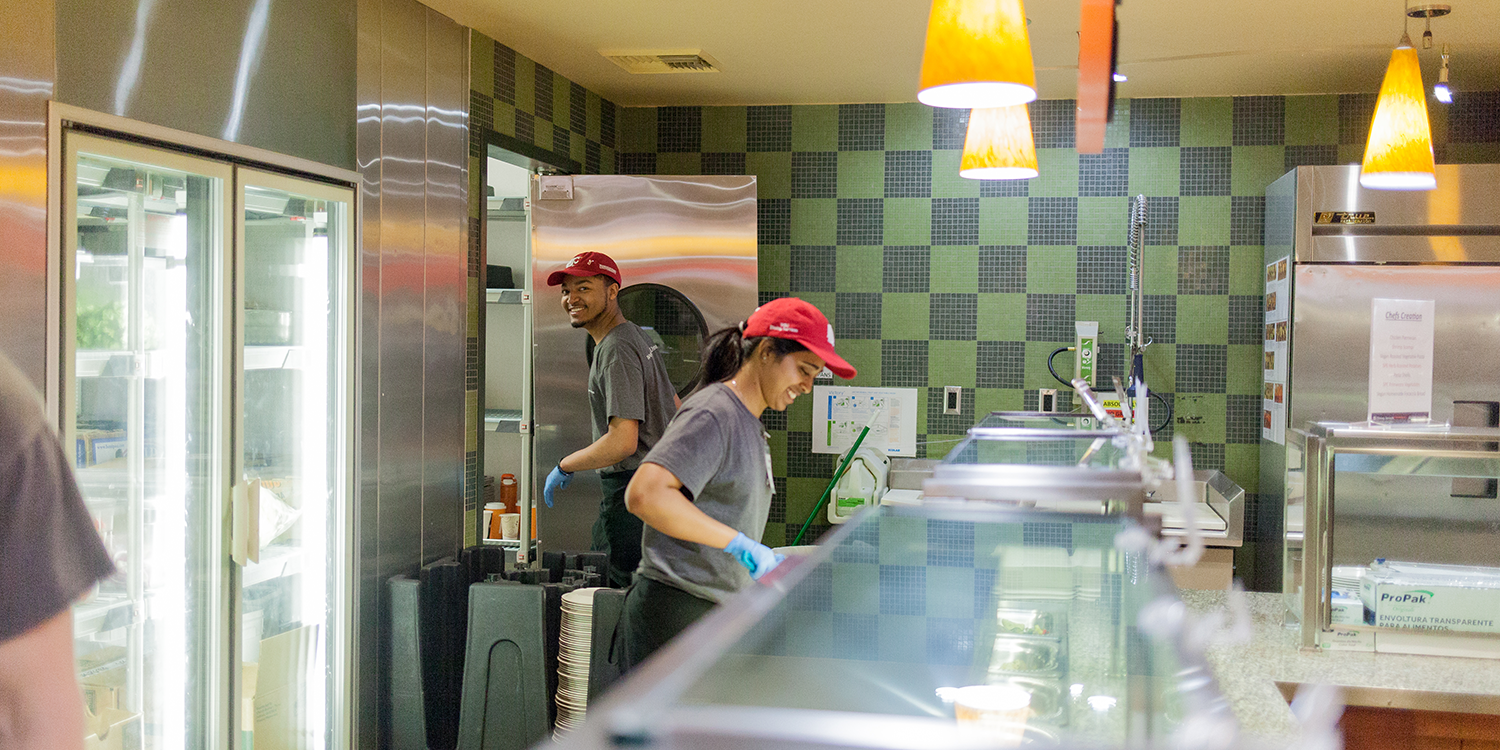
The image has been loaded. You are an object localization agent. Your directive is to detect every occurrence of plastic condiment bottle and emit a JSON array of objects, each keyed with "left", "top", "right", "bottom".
[{"left": 500, "top": 473, "right": 518, "bottom": 514}]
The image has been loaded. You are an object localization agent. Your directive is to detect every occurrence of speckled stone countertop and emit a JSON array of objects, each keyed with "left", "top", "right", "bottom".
[{"left": 1181, "top": 590, "right": 1500, "bottom": 744}]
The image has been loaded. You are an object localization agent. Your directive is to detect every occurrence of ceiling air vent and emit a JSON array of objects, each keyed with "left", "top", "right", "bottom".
[{"left": 601, "top": 49, "right": 722, "bottom": 74}]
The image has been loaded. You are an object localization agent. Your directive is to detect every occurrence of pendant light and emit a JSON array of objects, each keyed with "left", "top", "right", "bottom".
[
  {"left": 917, "top": 0, "right": 1037, "bottom": 109},
  {"left": 1360, "top": 33, "right": 1437, "bottom": 190},
  {"left": 960, "top": 106, "right": 1038, "bottom": 180}
]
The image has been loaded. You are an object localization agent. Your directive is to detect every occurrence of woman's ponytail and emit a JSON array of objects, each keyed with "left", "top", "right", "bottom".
[{"left": 696, "top": 321, "right": 812, "bottom": 392}]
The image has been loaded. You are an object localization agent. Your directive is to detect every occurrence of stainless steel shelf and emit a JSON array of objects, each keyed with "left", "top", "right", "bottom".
[
  {"left": 485, "top": 408, "right": 525, "bottom": 433},
  {"left": 486, "top": 289, "right": 527, "bottom": 305},
  {"left": 74, "top": 596, "right": 134, "bottom": 639}
]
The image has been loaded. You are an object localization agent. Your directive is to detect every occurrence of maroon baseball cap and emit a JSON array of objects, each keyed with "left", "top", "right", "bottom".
[
  {"left": 745, "top": 297, "right": 856, "bottom": 379},
  {"left": 547, "top": 251, "right": 622, "bottom": 286}
]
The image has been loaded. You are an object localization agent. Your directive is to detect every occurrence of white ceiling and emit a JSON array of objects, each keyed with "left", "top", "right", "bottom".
[{"left": 424, "top": 0, "right": 1500, "bottom": 107}]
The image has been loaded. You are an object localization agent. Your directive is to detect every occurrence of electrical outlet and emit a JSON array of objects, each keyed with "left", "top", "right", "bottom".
[
  {"left": 944, "top": 385, "right": 962, "bottom": 415},
  {"left": 1039, "top": 388, "right": 1058, "bottom": 413}
]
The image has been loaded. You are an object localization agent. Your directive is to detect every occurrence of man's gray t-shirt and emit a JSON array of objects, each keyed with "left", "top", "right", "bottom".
[
  {"left": 0, "top": 352, "right": 115, "bottom": 641},
  {"left": 589, "top": 321, "right": 677, "bottom": 475},
  {"left": 636, "top": 383, "right": 775, "bottom": 603}
]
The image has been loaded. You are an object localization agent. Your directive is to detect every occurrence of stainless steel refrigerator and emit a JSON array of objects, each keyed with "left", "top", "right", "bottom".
[
  {"left": 529, "top": 175, "right": 758, "bottom": 553},
  {"left": 1263, "top": 164, "right": 1500, "bottom": 594}
]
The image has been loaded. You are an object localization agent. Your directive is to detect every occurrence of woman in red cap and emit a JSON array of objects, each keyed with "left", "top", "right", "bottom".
[{"left": 620, "top": 297, "right": 856, "bottom": 670}]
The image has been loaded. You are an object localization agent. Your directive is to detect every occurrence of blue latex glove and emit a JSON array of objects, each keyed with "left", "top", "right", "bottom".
[
  {"left": 543, "top": 465, "right": 573, "bottom": 508},
  {"left": 723, "top": 532, "right": 785, "bottom": 580}
]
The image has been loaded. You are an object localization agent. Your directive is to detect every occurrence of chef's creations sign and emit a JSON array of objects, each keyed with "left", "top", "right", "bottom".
[{"left": 1367, "top": 298, "right": 1435, "bottom": 423}]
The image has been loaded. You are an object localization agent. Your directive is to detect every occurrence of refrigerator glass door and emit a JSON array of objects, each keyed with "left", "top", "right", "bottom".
[
  {"left": 235, "top": 170, "right": 355, "bottom": 750},
  {"left": 65, "top": 133, "right": 234, "bottom": 749}
]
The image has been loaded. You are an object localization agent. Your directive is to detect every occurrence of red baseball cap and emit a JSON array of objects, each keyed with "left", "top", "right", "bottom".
[
  {"left": 547, "top": 251, "right": 622, "bottom": 286},
  {"left": 745, "top": 297, "right": 856, "bottom": 379}
]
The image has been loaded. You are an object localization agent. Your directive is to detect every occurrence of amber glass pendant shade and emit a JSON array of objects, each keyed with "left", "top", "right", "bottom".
[
  {"left": 1360, "top": 36, "right": 1437, "bottom": 190},
  {"left": 960, "top": 105, "right": 1038, "bottom": 180},
  {"left": 917, "top": 0, "right": 1038, "bottom": 109}
]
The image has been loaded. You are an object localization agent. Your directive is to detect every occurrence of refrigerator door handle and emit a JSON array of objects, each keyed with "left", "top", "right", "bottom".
[{"left": 232, "top": 478, "right": 261, "bottom": 565}]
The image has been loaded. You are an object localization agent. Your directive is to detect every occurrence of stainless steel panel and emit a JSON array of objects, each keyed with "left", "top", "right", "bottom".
[
  {"left": 531, "top": 176, "right": 758, "bottom": 552},
  {"left": 55, "top": 0, "right": 357, "bottom": 170},
  {"left": 354, "top": 0, "right": 383, "bottom": 744},
  {"left": 0, "top": 0, "right": 55, "bottom": 391},
  {"left": 1306, "top": 234, "right": 1500, "bottom": 264},
  {"left": 420, "top": 7, "right": 467, "bottom": 560},
  {"left": 1301, "top": 164, "right": 1500, "bottom": 231}
]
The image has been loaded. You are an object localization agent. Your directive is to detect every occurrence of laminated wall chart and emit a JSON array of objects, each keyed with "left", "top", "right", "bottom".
[
  {"left": 1262, "top": 258, "right": 1290, "bottom": 444},
  {"left": 812, "top": 386, "right": 918, "bottom": 456}
]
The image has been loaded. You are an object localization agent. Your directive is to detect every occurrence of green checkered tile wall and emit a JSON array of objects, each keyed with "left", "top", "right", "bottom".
[{"left": 613, "top": 94, "right": 1500, "bottom": 589}]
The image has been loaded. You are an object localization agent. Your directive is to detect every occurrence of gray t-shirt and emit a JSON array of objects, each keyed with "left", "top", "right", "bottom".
[
  {"left": 636, "top": 383, "right": 775, "bottom": 603},
  {"left": 0, "top": 352, "right": 115, "bottom": 642},
  {"left": 589, "top": 321, "right": 678, "bottom": 475}
]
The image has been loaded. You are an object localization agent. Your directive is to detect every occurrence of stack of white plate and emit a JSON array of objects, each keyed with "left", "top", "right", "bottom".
[{"left": 555, "top": 587, "right": 602, "bottom": 737}]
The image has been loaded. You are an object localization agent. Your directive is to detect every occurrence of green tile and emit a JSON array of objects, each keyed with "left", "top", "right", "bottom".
[
  {"left": 1284, "top": 95, "right": 1339, "bottom": 146},
  {"left": 1104, "top": 99, "right": 1131, "bottom": 148},
  {"left": 928, "top": 341, "right": 977, "bottom": 388},
  {"left": 793, "top": 105, "right": 839, "bottom": 151},
  {"left": 1025, "top": 341, "right": 1072, "bottom": 388},
  {"left": 877, "top": 615, "right": 927, "bottom": 663},
  {"left": 1143, "top": 245, "right": 1179, "bottom": 294},
  {"left": 571, "top": 134, "right": 587, "bottom": 166},
  {"left": 767, "top": 430, "right": 787, "bottom": 475},
  {"left": 926, "top": 567, "right": 976, "bottom": 618},
  {"left": 586, "top": 91, "right": 602, "bottom": 142},
  {"left": 618, "top": 107, "right": 657, "bottom": 152},
  {"left": 702, "top": 106, "right": 748, "bottom": 152},
  {"left": 879, "top": 516, "right": 927, "bottom": 564},
  {"left": 471, "top": 37, "right": 494, "bottom": 98},
  {"left": 1178, "top": 196, "right": 1231, "bottom": 245},
  {"left": 979, "top": 198, "right": 1028, "bottom": 244},
  {"left": 759, "top": 522, "right": 785, "bottom": 548},
  {"left": 1031, "top": 148, "right": 1079, "bottom": 197},
  {"left": 933, "top": 149, "right": 981, "bottom": 198},
  {"left": 832, "top": 563, "right": 880, "bottom": 614},
  {"left": 599, "top": 146, "right": 617, "bottom": 175},
  {"left": 1180, "top": 97, "right": 1232, "bottom": 147},
  {"left": 785, "top": 477, "right": 827, "bottom": 523},
  {"left": 531, "top": 122, "right": 552, "bottom": 153},
  {"left": 799, "top": 292, "right": 836, "bottom": 321},
  {"left": 515, "top": 55, "right": 536, "bottom": 117},
  {"left": 1231, "top": 146, "right": 1287, "bottom": 196},
  {"left": 1176, "top": 295, "right": 1228, "bottom": 344},
  {"left": 835, "top": 246, "right": 883, "bottom": 291},
  {"left": 783, "top": 610, "right": 833, "bottom": 656},
  {"left": 747, "top": 152, "right": 791, "bottom": 199},
  {"left": 1026, "top": 247, "right": 1077, "bottom": 294},
  {"left": 1075, "top": 295, "right": 1127, "bottom": 344},
  {"left": 838, "top": 151, "right": 884, "bottom": 199},
  {"left": 1173, "top": 394, "right": 1226, "bottom": 444},
  {"left": 1143, "top": 343, "right": 1176, "bottom": 393},
  {"left": 978, "top": 293, "right": 1027, "bottom": 339},
  {"left": 791, "top": 199, "right": 837, "bottom": 245},
  {"left": 974, "top": 523, "right": 1022, "bottom": 566},
  {"left": 759, "top": 245, "right": 791, "bottom": 291},
  {"left": 657, "top": 152, "right": 700, "bottom": 174},
  {"left": 1129, "top": 147, "right": 1181, "bottom": 196},
  {"left": 884, "top": 199, "right": 932, "bottom": 245},
  {"left": 882, "top": 293, "right": 930, "bottom": 339},
  {"left": 1229, "top": 247, "right": 1266, "bottom": 294},
  {"left": 493, "top": 102, "right": 516, "bottom": 137},
  {"left": 1225, "top": 444, "right": 1260, "bottom": 494},
  {"left": 1078, "top": 197, "right": 1129, "bottom": 245},
  {"left": 1227, "top": 344, "right": 1263, "bottom": 396},
  {"left": 885, "top": 103, "right": 935, "bottom": 151},
  {"left": 1337, "top": 143, "right": 1364, "bottom": 165},
  {"left": 930, "top": 247, "right": 979, "bottom": 292},
  {"left": 837, "top": 339, "right": 882, "bottom": 387},
  {"left": 1447, "top": 143, "right": 1500, "bottom": 164},
  {"left": 975, "top": 387, "right": 1024, "bottom": 415},
  {"left": 785, "top": 391, "right": 815, "bottom": 430}
]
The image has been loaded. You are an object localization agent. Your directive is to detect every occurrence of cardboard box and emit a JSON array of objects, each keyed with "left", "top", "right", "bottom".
[
  {"left": 1362, "top": 577, "right": 1500, "bottom": 634},
  {"left": 77, "top": 646, "right": 127, "bottom": 715},
  {"left": 253, "top": 623, "right": 321, "bottom": 750},
  {"left": 75, "top": 430, "right": 124, "bottom": 467},
  {"left": 83, "top": 708, "right": 140, "bottom": 750}
]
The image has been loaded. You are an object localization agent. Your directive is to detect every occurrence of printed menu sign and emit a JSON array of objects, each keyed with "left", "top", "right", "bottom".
[
  {"left": 1368, "top": 298, "right": 1435, "bottom": 423},
  {"left": 1261, "top": 258, "right": 1290, "bottom": 443}
]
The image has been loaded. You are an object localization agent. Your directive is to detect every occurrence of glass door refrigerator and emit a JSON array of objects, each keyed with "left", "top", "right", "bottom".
[{"left": 62, "top": 131, "right": 355, "bottom": 750}]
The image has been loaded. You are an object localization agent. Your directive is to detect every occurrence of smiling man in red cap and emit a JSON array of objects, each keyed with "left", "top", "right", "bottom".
[{"left": 544, "top": 251, "right": 679, "bottom": 587}]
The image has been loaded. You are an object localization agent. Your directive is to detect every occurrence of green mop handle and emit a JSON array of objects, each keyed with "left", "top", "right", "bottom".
[{"left": 791, "top": 411, "right": 880, "bottom": 546}]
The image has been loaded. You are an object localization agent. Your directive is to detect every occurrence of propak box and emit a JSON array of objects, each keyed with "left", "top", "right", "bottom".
[{"left": 1361, "top": 575, "right": 1500, "bottom": 634}]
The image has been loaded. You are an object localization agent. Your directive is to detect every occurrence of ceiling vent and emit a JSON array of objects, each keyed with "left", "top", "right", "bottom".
[{"left": 601, "top": 49, "right": 722, "bottom": 74}]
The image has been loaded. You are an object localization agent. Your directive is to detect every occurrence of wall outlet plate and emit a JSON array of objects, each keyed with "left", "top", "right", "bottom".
[
  {"left": 943, "top": 385, "right": 962, "bottom": 415},
  {"left": 1039, "top": 388, "right": 1058, "bottom": 413}
]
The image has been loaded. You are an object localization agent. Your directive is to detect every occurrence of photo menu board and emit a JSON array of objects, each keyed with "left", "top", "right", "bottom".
[{"left": 1262, "top": 257, "right": 1289, "bottom": 444}]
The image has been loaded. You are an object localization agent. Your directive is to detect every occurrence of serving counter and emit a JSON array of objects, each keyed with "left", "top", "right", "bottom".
[{"left": 556, "top": 506, "right": 1240, "bottom": 750}]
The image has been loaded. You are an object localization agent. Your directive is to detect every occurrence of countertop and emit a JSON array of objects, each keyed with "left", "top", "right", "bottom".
[{"left": 1180, "top": 590, "right": 1500, "bottom": 745}]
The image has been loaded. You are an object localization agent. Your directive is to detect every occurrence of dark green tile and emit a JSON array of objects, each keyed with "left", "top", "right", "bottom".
[
  {"left": 1178, "top": 197, "right": 1232, "bottom": 245},
  {"left": 747, "top": 152, "right": 792, "bottom": 198},
  {"left": 1227, "top": 344, "right": 1263, "bottom": 396},
  {"left": 759, "top": 245, "right": 791, "bottom": 291},
  {"left": 932, "top": 149, "right": 981, "bottom": 198},
  {"left": 930, "top": 246, "right": 979, "bottom": 292},
  {"left": 1031, "top": 149, "right": 1079, "bottom": 197},
  {"left": 977, "top": 293, "right": 1027, "bottom": 339},
  {"left": 1231, "top": 146, "right": 1286, "bottom": 196},
  {"left": 835, "top": 246, "right": 884, "bottom": 291},
  {"left": 1075, "top": 294, "right": 1128, "bottom": 344},
  {"left": 793, "top": 105, "right": 839, "bottom": 151},
  {"left": 1173, "top": 394, "right": 1227, "bottom": 444},
  {"left": 884, "top": 199, "right": 933, "bottom": 245},
  {"left": 885, "top": 103, "right": 935, "bottom": 151},
  {"left": 974, "top": 387, "right": 1025, "bottom": 415},
  {"left": 1143, "top": 246, "right": 1179, "bottom": 294},
  {"left": 1128, "top": 147, "right": 1181, "bottom": 196},
  {"left": 1142, "top": 342, "right": 1177, "bottom": 393},
  {"left": 1228, "top": 247, "right": 1266, "bottom": 295},
  {"left": 791, "top": 198, "right": 838, "bottom": 245},
  {"left": 881, "top": 293, "right": 931, "bottom": 339},
  {"left": 1285, "top": 95, "right": 1339, "bottom": 146},
  {"left": 657, "top": 152, "right": 699, "bottom": 174},
  {"left": 837, "top": 338, "right": 883, "bottom": 387},
  {"left": 1180, "top": 97, "right": 1232, "bottom": 147},
  {"left": 1026, "top": 247, "right": 1078, "bottom": 294},
  {"left": 1078, "top": 197, "right": 1129, "bottom": 245},
  {"left": 702, "top": 106, "right": 748, "bottom": 152},
  {"left": 1225, "top": 443, "right": 1259, "bottom": 493},
  {"left": 1176, "top": 295, "right": 1228, "bottom": 344},
  {"left": 928, "top": 340, "right": 978, "bottom": 388},
  {"left": 837, "top": 151, "right": 885, "bottom": 198},
  {"left": 978, "top": 197, "right": 1028, "bottom": 245},
  {"left": 618, "top": 107, "right": 657, "bottom": 152}
]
